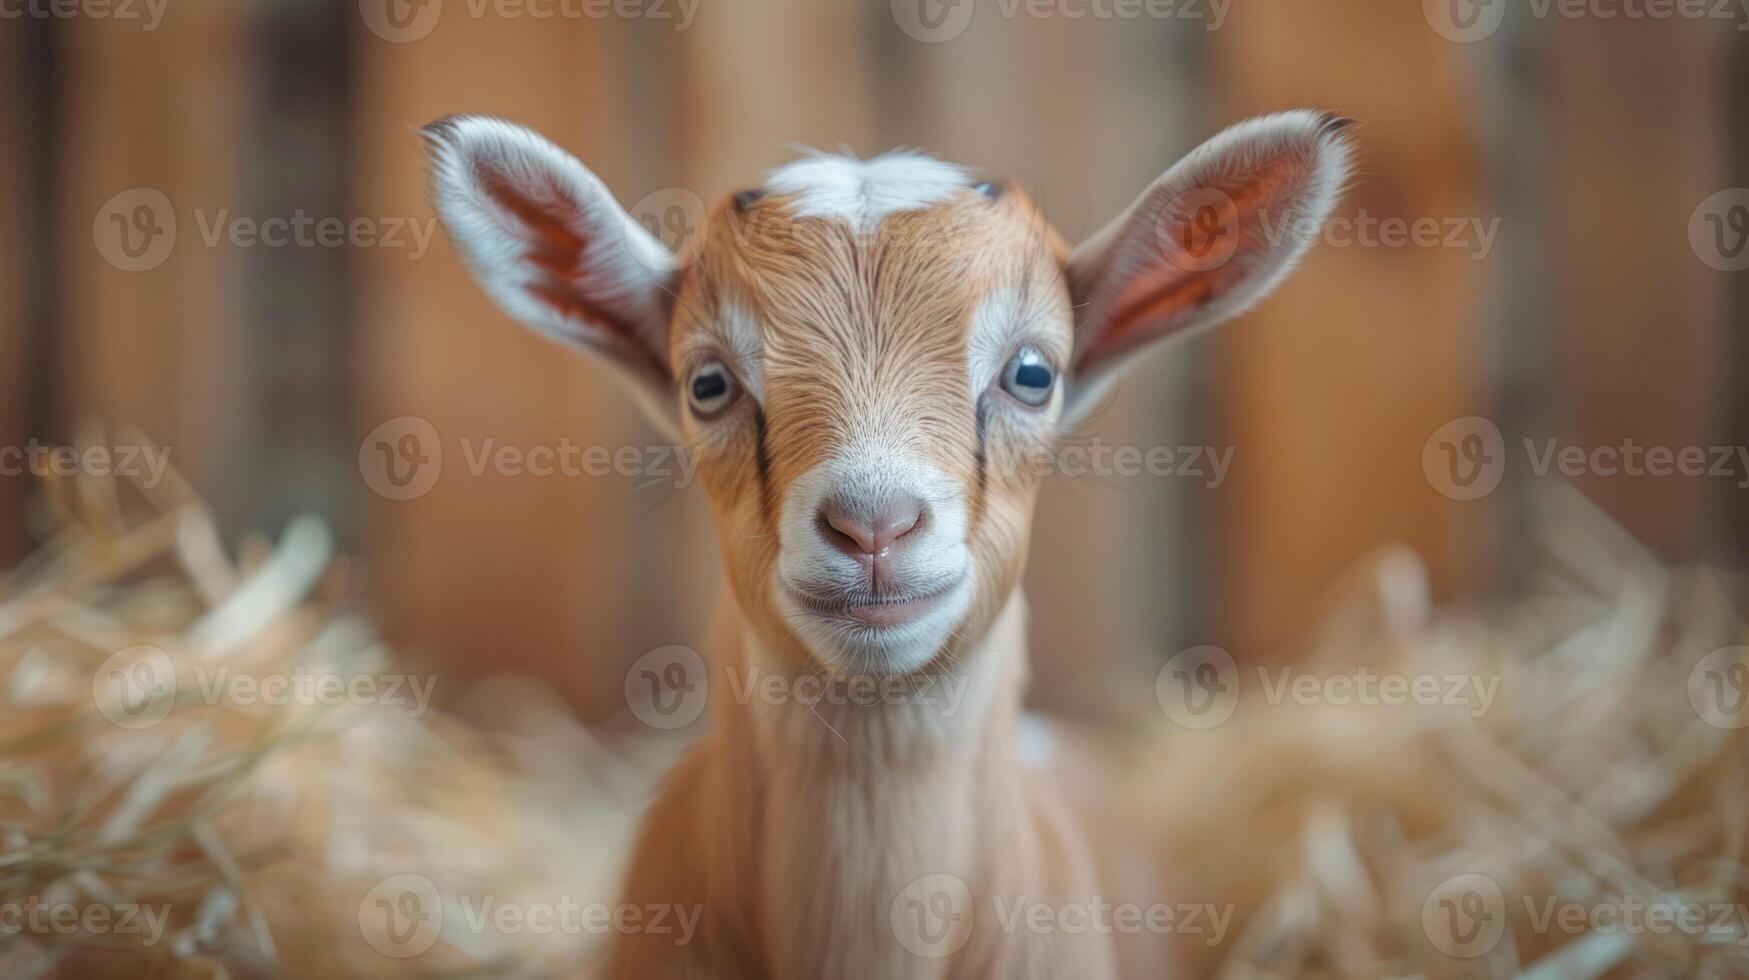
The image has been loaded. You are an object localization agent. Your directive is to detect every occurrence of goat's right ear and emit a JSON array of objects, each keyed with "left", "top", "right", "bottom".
[{"left": 422, "top": 115, "right": 679, "bottom": 433}]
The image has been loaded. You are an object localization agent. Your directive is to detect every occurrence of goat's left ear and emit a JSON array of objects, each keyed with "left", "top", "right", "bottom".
[
  {"left": 421, "top": 115, "right": 681, "bottom": 436},
  {"left": 1064, "top": 110, "right": 1355, "bottom": 424}
]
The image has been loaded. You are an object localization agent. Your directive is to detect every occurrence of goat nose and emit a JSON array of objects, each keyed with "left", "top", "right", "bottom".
[{"left": 818, "top": 495, "right": 927, "bottom": 558}]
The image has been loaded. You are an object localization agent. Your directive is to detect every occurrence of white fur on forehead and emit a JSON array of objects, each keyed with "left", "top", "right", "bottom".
[{"left": 763, "top": 150, "right": 972, "bottom": 234}]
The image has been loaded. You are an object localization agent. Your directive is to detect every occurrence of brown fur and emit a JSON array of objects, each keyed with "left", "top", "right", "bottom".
[{"left": 608, "top": 187, "right": 1113, "bottom": 977}]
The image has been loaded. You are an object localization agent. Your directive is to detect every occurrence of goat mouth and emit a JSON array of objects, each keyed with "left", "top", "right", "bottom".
[{"left": 786, "top": 578, "right": 964, "bottom": 628}]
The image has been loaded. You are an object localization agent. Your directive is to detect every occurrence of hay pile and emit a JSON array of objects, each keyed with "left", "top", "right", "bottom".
[
  {"left": 2, "top": 456, "right": 1745, "bottom": 979},
  {"left": 0, "top": 456, "right": 663, "bottom": 978},
  {"left": 1133, "top": 489, "right": 1749, "bottom": 979}
]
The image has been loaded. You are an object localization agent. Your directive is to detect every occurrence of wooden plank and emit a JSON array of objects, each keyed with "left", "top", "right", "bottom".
[
  {"left": 1207, "top": 1, "right": 1490, "bottom": 656},
  {"left": 0, "top": 22, "right": 33, "bottom": 563},
  {"left": 1543, "top": 16, "right": 1729, "bottom": 559},
  {"left": 353, "top": 13, "right": 650, "bottom": 718},
  {"left": 56, "top": 7, "right": 245, "bottom": 500},
  {"left": 1718, "top": 33, "right": 1749, "bottom": 565}
]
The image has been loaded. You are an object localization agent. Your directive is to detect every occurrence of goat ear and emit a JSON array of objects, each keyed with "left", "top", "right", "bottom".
[
  {"left": 422, "top": 115, "right": 679, "bottom": 433},
  {"left": 1064, "top": 110, "right": 1354, "bottom": 425}
]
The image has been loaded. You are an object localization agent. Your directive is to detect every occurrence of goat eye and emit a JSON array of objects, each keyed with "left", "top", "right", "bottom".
[
  {"left": 687, "top": 359, "right": 741, "bottom": 417},
  {"left": 999, "top": 346, "right": 1054, "bottom": 408}
]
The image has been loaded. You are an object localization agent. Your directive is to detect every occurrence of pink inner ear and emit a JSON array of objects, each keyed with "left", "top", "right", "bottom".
[
  {"left": 477, "top": 164, "right": 671, "bottom": 383},
  {"left": 1080, "top": 150, "right": 1313, "bottom": 375}
]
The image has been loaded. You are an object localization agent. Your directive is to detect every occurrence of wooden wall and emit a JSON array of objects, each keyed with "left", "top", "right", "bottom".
[
  {"left": 0, "top": 21, "right": 30, "bottom": 565},
  {"left": 4, "top": 1, "right": 1743, "bottom": 716},
  {"left": 1206, "top": 1, "right": 1489, "bottom": 654}
]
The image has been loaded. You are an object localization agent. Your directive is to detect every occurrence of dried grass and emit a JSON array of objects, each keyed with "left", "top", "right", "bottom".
[
  {"left": 1131, "top": 488, "right": 1749, "bottom": 979},
  {"left": 0, "top": 449, "right": 665, "bottom": 978},
  {"left": 2, "top": 454, "right": 1745, "bottom": 979}
]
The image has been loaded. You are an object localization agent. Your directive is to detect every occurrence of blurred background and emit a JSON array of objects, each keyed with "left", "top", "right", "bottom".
[{"left": 2, "top": 0, "right": 1746, "bottom": 723}]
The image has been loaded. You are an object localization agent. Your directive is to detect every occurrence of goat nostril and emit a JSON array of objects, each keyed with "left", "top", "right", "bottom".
[{"left": 819, "top": 508, "right": 877, "bottom": 556}]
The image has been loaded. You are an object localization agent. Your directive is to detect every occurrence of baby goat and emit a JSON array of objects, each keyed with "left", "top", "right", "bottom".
[{"left": 423, "top": 110, "right": 1352, "bottom": 978}]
